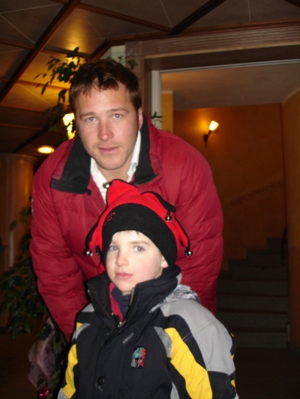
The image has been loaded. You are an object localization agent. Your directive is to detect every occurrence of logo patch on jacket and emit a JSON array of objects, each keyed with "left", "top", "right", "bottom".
[{"left": 131, "top": 347, "right": 147, "bottom": 368}]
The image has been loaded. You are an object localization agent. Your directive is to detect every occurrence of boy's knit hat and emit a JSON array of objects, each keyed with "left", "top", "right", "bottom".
[{"left": 86, "top": 180, "right": 192, "bottom": 268}]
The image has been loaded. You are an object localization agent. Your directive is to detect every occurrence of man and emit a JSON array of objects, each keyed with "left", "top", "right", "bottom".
[{"left": 30, "top": 59, "right": 223, "bottom": 341}]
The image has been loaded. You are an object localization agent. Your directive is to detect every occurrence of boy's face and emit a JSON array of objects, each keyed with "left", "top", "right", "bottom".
[
  {"left": 74, "top": 83, "right": 143, "bottom": 182},
  {"left": 106, "top": 231, "right": 168, "bottom": 295}
]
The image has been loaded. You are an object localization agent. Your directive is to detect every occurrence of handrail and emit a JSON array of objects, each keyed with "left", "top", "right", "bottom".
[{"left": 222, "top": 179, "right": 284, "bottom": 210}]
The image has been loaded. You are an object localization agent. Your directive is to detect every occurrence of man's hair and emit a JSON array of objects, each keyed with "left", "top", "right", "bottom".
[{"left": 69, "top": 59, "right": 142, "bottom": 112}]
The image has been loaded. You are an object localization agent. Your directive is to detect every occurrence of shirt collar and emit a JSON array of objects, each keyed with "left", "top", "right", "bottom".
[{"left": 91, "top": 130, "right": 141, "bottom": 201}]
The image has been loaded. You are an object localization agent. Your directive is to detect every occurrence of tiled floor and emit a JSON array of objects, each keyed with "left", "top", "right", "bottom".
[{"left": 1, "top": 331, "right": 300, "bottom": 399}]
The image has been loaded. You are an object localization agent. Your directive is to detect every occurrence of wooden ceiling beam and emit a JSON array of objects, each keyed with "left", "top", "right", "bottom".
[
  {"left": 0, "top": 122, "right": 42, "bottom": 131},
  {"left": 284, "top": 0, "right": 300, "bottom": 7},
  {"left": 170, "top": 0, "right": 227, "bottom": 35},
  {"left": 90, "top": 40, "right": 112, "bottom": 61},
  {"left": 91, "top": 18, "right": 300, "bottom": 61},
  {"left": 0, "top": 38, "right": 33, "bottom": 50},
  {"left": 0, "top": 77, "right": 69, "bottom": 92},
  {"left": 12, "top": 129, "right": 50, "bottom": 154},
  {"left": 0, "top": 38, "right": 90, "bottom": 58},
  {"left": 52, "top": 0, "right": 172, "bottom": 33}
]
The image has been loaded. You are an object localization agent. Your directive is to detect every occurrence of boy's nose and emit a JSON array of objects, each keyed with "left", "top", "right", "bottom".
[{"left": 116, "top": 251, "right": 129, "bottom": 266}]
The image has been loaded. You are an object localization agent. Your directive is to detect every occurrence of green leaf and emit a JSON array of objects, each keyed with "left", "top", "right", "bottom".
[
  {"left": 19, "top": 236, "right": 30, "bottom": 255},
  {"left": 58, "top": 89, "right": 67, "bottom": 101},
  {"left": 39, "top": 322, "right": 53, "bottom": 340},
  {"left": 21, "top": 208, "right": 30, "bottom": 224},
  {"left": 127, "top": 59, "right": 138, "bottom": 70},
  {"left": 41, "top": 82, "right": 49, "bottom": 95},
  {"left": 66, "top": 47, "right": 79, "bottom": 58},
  {"left": 0, "top": 301, "right": 11, "bottom": 314},
  {"left": 10, "top": 220, "right": 17, "bottom": 231}
]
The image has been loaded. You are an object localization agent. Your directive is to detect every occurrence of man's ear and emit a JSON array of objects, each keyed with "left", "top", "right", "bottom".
[
  {"left": 138, "top": 108, "right": 143, "bottom": 130},
  {"left": 161, "top": 257, "right": 169, "bottom": 269}
]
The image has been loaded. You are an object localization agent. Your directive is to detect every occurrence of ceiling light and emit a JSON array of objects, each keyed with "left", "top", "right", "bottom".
[{"left": 38, "top": 145, "right": 55, "bottom": 154}]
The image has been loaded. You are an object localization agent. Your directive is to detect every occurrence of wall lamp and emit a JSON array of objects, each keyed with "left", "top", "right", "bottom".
[{"left": 203, "top": 120, "right": 219, "bottom": 147}]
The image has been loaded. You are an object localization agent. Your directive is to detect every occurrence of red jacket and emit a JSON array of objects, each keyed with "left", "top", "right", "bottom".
[{"left": 30, "top": 115, "right": 223, "bottom": 341}]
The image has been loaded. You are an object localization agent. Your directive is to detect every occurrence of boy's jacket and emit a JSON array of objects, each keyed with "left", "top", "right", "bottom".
[{"left": 59, "top": 268, "right": 238, "bottom": 399}]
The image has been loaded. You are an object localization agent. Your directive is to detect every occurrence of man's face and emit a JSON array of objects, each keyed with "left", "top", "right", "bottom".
[
  {"left": 106, "top": 231, "right": 168, "bottom": 296},
  {"left": 74, "top": 84, "right": 143, "bottom": 181}
]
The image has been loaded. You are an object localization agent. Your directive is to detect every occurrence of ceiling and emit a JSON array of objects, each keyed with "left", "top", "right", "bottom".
[{"left": 1, "top": 0, "right": 300, "bottom": 159}]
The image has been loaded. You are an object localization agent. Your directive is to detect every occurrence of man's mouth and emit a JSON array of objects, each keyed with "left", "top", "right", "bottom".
[{"left": 99, "top": 146, "right": 118, "bottom": 153}]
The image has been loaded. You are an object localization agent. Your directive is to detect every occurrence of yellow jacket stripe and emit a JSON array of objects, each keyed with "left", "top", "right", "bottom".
[
  {"left": 62, "top": 323, "right": 83, "bottom": 398},
  {"left": 165, "top": 327, "right": 213, "bottom": 399}
]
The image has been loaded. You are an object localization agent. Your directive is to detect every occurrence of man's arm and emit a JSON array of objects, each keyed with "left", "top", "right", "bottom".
[
  {"left": 162, "top": 139, "right": 223, "bottom": 315},
  {"left": 178, "top": 157, "right": 222, "bottom": 314},
  {"left": 30, "top": 164, "right": 88, "bottom": 341}
]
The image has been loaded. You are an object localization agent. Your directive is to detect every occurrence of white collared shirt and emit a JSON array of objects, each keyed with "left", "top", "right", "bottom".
[{"left": 90, "top": 130, "right": 141, "bottom": 201}]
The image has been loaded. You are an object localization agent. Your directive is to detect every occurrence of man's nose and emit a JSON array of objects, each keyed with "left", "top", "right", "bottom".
[{"left": 97, "top": 121, "right": 113, "bottom": 141}]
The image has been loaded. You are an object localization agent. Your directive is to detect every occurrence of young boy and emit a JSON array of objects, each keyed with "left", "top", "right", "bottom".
[{"left": 58, "top": 180, "right": 238, "bottom": 399}]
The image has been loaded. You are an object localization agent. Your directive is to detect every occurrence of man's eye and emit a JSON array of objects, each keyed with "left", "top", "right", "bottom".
[
  {"left": 85, "top": 116, "right": 95, "bottom": 123},
  {"left": 114, "top": 113, "right": 122, "bottom": 119}
]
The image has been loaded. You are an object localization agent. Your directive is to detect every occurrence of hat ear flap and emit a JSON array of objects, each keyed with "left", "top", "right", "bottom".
[
  {"left": 140, "top": 191, "right": 192, "bottom": 258},
  {"left": 148, "top": 192, "right": 176, "bottom": 213},
  {"left": 85, "top": 221, "right": 103, "bottom": 256}
]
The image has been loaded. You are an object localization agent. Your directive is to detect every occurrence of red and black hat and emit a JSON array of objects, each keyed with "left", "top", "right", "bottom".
[{"left": 86, "top": 180, "right": 192, "bottom": 268}]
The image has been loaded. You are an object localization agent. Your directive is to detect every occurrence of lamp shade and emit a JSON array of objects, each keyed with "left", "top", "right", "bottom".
[{"left": 209, "top": 120, "right": 219, "bottom": 132}]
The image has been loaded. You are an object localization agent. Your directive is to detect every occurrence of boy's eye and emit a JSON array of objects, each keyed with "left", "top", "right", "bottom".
[
  {"left": 134, "top": 246, "right": 144, "bottom": 252},
  {"left": 108, "top": 245, "right": 118, "bottom": 251}
]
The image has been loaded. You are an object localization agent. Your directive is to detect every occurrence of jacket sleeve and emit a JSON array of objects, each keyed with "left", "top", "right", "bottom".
[
  {"left": 30, "top": 162, "right": 88, "bottom": 341},
  {"left": 164, "top": 301, "right": 238, "bottom": 399},
  {"left": 162, "top": 139, "right": 223, "bottom": 315},
  {"left": 58, "top": 324, "right": 81, "bottom": 399}
]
